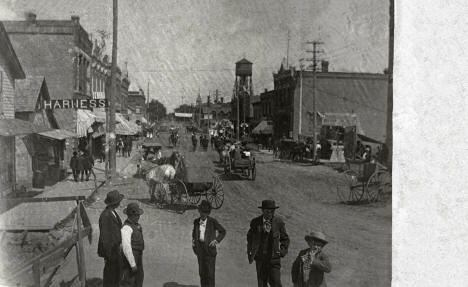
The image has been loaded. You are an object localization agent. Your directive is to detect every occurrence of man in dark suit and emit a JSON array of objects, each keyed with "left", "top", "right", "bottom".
[
  {"left": 247, "top": 200, "right": 290, "bottom": 287},
  {"left": 192, "top": 200, "right": 226, "bottom": 287},
  {"left": 98, "top": 190, "right": 124, "bottom": 287}
]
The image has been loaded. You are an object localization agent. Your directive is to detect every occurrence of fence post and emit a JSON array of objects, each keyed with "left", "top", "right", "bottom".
[{"left": 76, "top": 200, "right": 86, "bottom": 287}]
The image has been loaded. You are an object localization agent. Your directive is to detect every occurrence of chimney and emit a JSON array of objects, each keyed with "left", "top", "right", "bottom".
[
  {"left": 25, "top": 12, "right": 37, "bottom": 22},
  {"left": 383, "top": 68, "right": 389, "bottom": 74},
  {"left": 207, "top": 95, "right": 211, "bottom": 106},
  {"left": 321, "top": 61, "right": 329, "bottom": 72},
  {"left": 220, "top": 97, "right": 224, "bottom": 103},
  {"left": 71, "top": 15, "right": 80, "bottom": 24}
]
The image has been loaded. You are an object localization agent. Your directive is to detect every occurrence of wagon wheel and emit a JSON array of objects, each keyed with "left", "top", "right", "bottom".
[
  {"left": 250, "top": 165, "right": 256, "bottom": 181},
  {"left": 206, "top": 176, "right": 224, "bottom": 209},
  {"left": 189, "top": 188, "right": 202, "bottom": 206},
  {"left": 336, "top": 170, "right": 364, "bottom": 203},
  {"left": 366, "top": 170, "right": 392, "bottom": 202},
  {"left": 169, "top": 179, "right": 189, "bottom": 212}
]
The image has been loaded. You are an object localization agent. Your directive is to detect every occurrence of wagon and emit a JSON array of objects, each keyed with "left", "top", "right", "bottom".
[
  {"left": 336, "top": 159, "right": 392, "bottom": 204},
  {"left": 223, "top": 148, "right": 256, "bottom": 180},
  {"left": 141, "top": 140, "right": 163, "bottom": 161},
  {"left": 168, "top": 153, "right": 224, "bottom": 211}
]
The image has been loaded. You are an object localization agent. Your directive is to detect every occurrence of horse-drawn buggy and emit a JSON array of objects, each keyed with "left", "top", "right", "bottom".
[
  {"left": 141, "top": 150, "right": 224, "bottom": 212},
  {"left": 335, "top": 158, "right": 391, "bottom": 204},
  {"left": 223, "top": 143, "right": 256, "bottom": 180},
  {"left": 275, "top": 139, "right": 307, "bottom": 161}
]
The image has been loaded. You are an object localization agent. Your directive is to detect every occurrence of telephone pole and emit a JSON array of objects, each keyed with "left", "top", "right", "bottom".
[
  {"left": 108, "top": 0, "right": 118, "bottom": 180},
  {"left": 386, "top": 0, "right": 394, "bottom": 171},
  {"left": 306, "top": 41, "right": 324, "bottom": 159}
]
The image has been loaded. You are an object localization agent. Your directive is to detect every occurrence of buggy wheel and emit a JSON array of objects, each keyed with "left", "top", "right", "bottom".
[
  {"left": 251, "top": 165, "right": 256, "bottom": 180},
  {"left": 206, "top": 176, "right": 224, "bottom": 209},
  {"left": 189, "top": 193, "right": 202, "bottom": 206},
  {"left": 366, "top": 170, "right": 392, "bottom": 202},
  {"left": 169, "top": 179, "right": 189, "bottom": 212},
  {"left": 336, "top": 170, "right": 364, "bottom": 203}
]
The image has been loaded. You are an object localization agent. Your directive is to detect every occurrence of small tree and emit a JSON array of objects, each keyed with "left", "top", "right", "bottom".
[{"left": 147, "top": 99, "right": 167, "bottom": 122}]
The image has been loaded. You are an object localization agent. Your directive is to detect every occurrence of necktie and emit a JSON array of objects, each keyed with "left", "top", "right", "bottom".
[{"left": 264, "top": 220, "right": 271, "bottom": 233}]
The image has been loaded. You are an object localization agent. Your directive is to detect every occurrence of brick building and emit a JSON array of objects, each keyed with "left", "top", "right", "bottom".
[
  {"left": 127, "top": 89, "right": 147, "bottom": 122},
  {"left": 259, "top": 63, "right": 388, "bottom": 142}
]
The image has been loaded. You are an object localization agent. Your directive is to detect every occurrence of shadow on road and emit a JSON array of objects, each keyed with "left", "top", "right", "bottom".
[
  {"left": 128, "top": 197, "right": 198, "bottom": 214},
  {"left": 162, "top": 282, "right": 198, "bottom": 287},
  {"left": 58, "top": 276, "right": 103, "bottom": 287}
]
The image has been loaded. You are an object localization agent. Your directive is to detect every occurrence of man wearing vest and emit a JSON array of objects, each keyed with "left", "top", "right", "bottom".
[
  {"left": 192, "top": 200, "right": 226, "bottom": 287},
  {"left": 98, "top": 190, "right": 124, "bottom": 287},
  {"left": 121, "top": 202, "right": 145, "bottom": 287},
  {"left": 247, "top": 200, "right": 290, "bottom": 287}
]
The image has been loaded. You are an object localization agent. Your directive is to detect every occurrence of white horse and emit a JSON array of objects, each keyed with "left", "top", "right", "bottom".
[{"left": 145, "top": 151, "right": 183, "bottom": 204}]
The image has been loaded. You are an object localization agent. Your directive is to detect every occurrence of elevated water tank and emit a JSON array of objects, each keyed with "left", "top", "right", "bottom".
[{"left": 236, "top": 58, "right": 252, "bottom": 76}]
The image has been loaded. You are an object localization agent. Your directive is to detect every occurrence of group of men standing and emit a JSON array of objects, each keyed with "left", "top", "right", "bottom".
[
  {"left": 69, "top": 150, "right": 95, "bottom": 182},
  {"left": 97, "top": 190, "right": 331, "bottom": 287}
]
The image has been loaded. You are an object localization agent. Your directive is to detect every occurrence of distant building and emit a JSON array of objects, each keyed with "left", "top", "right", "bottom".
[
  {"left": 127, "top": 89, "right": 147, "bottom": 123},
  {"left": 260, "top": 62, "right": 388, "bottom": 141}
]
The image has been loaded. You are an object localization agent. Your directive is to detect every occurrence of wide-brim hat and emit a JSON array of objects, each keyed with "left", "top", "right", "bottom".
[
  {"left": 123, "top": 202, "right": 144, "bottom": 215},
  {"left": 104, "top": 190, "right": 124, "bottom": 206},
  {"left": 198, "top": 200, "right": 212, "bottom": 213},
  {"left": 258, "top": 200, "right": 279, "bottom": 209},
  {"left": 305, "top": 231, "right": 328, "bottom": 245}
]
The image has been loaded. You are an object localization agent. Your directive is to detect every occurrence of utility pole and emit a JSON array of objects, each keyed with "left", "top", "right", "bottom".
[
  {"left": 306, "top": 41, "right": 323, "bottom": 159},
  {"left": 109, "top": 0, "right": 118, "bottom": 180},
  {"left": 236, "top": 80, "right": 240, "bottom": 141},
  {"left": 286, "top": 30, "right": 290, "bottom": 68},
  {"left": 386, "top": 0, "right": 394, "bottom": 171}
]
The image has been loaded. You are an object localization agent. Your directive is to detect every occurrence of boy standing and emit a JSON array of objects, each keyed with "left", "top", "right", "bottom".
[{"left": 121, "top": 202, "right": 145, "bottom": 287}]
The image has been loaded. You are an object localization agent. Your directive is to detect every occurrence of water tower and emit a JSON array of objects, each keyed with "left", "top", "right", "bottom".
[{"left": 233, "top": 58, "right": 253, "bottom": 138}]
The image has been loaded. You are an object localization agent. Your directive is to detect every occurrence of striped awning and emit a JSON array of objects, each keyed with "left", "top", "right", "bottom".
[
  {"left": 76, "top": 109, "right": 96, "bottom": 137},
  {"left": 38, "top": 129, "right": 78, "bottom": 140}
]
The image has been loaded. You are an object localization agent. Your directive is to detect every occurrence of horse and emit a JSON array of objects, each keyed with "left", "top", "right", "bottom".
[
  {"left": 144, "top": 151, "right": 184, "bottom": 204},
  {"left": 290, "top": 142, "right": 307, "bottom": 161}
]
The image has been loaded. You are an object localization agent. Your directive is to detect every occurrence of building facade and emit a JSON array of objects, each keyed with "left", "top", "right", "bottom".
[
  {"left": 259, "top": 63, "right": 388, "bottom": 142},
  {"left": 127, "top": 89, "right": 146, "bottom": 122},
  {"left": 0, "top": 22, "right": 26, "bottom": 196}
]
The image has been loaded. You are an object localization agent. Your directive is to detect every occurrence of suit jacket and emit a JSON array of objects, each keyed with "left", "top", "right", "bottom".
[
  {"left": 247, "top": 215, "right": 289, "bottom": 263},
  {"left": 98, "top": 207, "right": 123, "bottom": 259},
  {"left": 291, "top": 248, "right": 331, "bottom": 287},
  {"left": 192, "top": 216, "right": 226, "bottom": 257}
]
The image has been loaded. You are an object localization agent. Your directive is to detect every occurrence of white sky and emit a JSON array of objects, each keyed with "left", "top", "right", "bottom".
[{"left": 1, "top": 0, "right": 389, "bottom": 111}]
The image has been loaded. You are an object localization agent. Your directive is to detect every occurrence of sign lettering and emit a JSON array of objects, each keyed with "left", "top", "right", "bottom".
[{"left": 43, "top": 99, "right": 109, "bottom": 109}]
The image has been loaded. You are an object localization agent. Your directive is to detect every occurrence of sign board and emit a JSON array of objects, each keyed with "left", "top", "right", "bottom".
[
  {"left": 203, "top": 114, "right": 213, "bottom": 120},
  {"left": 43, "top": 99, "right": 108, "bottom": 109},
  {"left": 174, "top": 112, "right": 193, "bottom": 118}
]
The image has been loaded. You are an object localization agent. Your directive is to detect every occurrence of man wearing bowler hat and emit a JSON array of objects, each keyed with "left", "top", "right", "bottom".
[
  {"left": 291, "top": 231, "right": 331, "bottom": 287},
  {"left": 98, "top": 190, "right": 124, "bottom": 287},
  {"left": 247, "top": 200, "right": 290, "bottom": 287},
  {"left": 121, "top": 202, "right": 145, "bottom": 287},
  {"left": 192, "top": 200, "right": 226, "bottom": 287}
]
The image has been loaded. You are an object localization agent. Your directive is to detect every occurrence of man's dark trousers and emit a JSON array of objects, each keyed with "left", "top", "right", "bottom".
[
  {"left": 103, "top": 254, "right": 121, "bottom": 287},
  {"left": 120, "top": 251, "right": 144, "bottom": 287},
  {"left": 197, "top": 247, "right": 216, "bottom": 287},
  {"left": 255, "top": 257, "right": 282, "bottom": 287}
]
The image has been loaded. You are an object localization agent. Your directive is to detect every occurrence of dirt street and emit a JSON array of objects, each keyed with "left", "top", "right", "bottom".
[{"left": 54, "top": 132, "right": 391, "bottom": 287}]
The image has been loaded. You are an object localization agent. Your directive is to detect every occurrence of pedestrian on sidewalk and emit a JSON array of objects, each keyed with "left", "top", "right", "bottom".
[
  {"left": 192, "top": 200, "right": 226, "bottom": 287},
  {"left": 98, "top": 190, "right": 124, "bottom": 287},
  {"left": 247, "top": 200, "right": 290, "bottom": 287},
  {"left": 77, "top": 151, "right": 86, "bottom": 182},
  {"left": 83, "top": 150, "right": 96, "bottom": 182},
  {"left": 70, "top": 151, "right": 79, "bottom": 182},
  {"left": 121, "top": 202, "right": 145, "bottom": 287},
  {"left": 291, "top": 231, "right": 331, "bottom": 287}
]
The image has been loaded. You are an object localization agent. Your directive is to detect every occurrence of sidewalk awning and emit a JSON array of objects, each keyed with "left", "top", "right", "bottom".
[
  {"left": 0, "top": 119, "right": 49, "bottom": 136},
  {"left": 318, "top": 112, "right": 365, "bottom": 135},
  {"left": 76, "top": 109, "right": 96, "bottom": 137},
  {"left": 252, "top": 120, "right": 273, "bottom": 135},
  {"left": 115, "top": 113, "right": 137, "bottom": 135},
  {"left": 38, "top": 129, "right": 78, "bottom": 140}
]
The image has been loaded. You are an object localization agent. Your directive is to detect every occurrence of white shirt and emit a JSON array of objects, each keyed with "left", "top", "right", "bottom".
[
  {"left": 263, "top": 217, "right": 272, "bottom": 233},
  {"left": 121, "top": 225, "right": 136, "bottom": 268},
  {"left": 199, "top": 218, "right": 207, "bottom": 242}
]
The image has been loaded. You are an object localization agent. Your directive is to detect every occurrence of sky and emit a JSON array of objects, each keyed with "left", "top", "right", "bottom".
[{"left": 1, "top": 0, "right": 389, "bottom": 112}]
